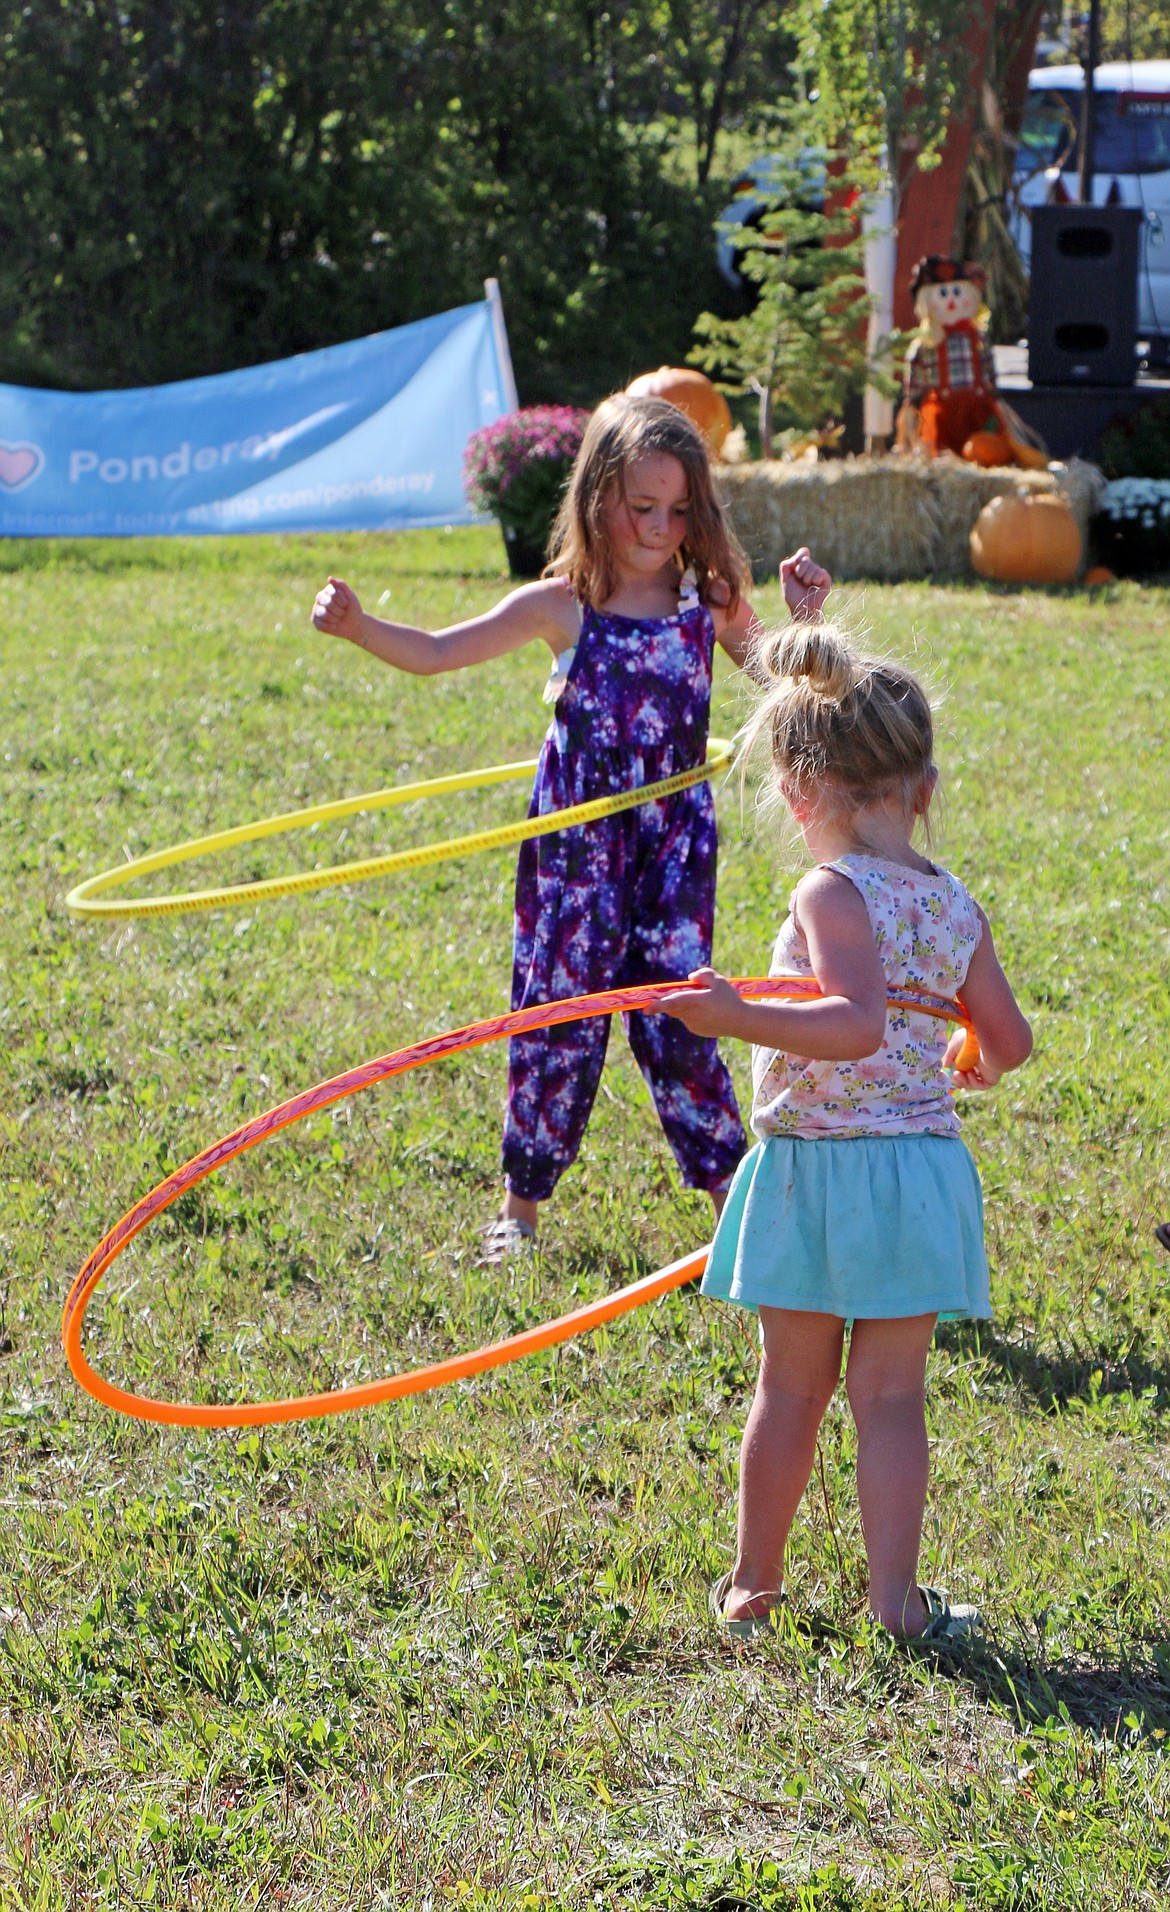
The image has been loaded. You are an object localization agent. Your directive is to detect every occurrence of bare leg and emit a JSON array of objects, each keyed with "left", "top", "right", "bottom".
[
  {"left": 721, "top": 1308, "right": 845, "bottom": 1622},
  {"left": 845, "top": 1314, "right": 937, "bottom": 1637},
  {"left": 710, "top": 1187, "right": 728, "bottom": 1222},
  {"left": 500, "top": 1190, "right": 539, "bottom": 1231}
]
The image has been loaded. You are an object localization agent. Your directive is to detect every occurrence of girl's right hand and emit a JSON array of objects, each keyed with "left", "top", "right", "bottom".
[
  {"left": 780, "top": 547, "right": 832, "bottom": 622},
  {"left": 311, "top": 576, "right": 365, "bottom": 643},
  {"left": 660, "top": 967, "right": 747, "bottom": 1038}
]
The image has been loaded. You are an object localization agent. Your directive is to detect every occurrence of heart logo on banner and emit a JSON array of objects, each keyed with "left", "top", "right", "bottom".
[{"left": 0, "top": 442, "right": 45, "bottom": 490}]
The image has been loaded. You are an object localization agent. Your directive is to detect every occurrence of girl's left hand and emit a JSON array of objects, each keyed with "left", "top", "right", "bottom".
[
  {"left": 780, "top": 547, "right": 832, "bottom": 621},
  {"left": 660, "top": 967, "right": 744, "bottom": 1038},
  {"left": 942, "top": 1026, "right": 1003, "bottom": 1091}
]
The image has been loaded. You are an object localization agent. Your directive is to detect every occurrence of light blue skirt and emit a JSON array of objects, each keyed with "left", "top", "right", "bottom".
[{"left": 701, "top": 1133, "right": 990, "bottom": 1321}]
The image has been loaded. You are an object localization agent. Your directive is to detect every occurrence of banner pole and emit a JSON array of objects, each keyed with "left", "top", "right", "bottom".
[{"left": 484, "top": 278, "right": 520, "bottom": 414}]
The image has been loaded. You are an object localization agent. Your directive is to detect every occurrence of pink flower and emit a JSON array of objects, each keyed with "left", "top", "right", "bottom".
[{"left": 463, "top": 405, "right": 591, "bottom": 514}]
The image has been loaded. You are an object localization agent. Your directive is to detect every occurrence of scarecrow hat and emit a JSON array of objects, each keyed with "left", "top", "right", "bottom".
[{"left": 910, "top": 255, "right": 986, "bottom": 300}]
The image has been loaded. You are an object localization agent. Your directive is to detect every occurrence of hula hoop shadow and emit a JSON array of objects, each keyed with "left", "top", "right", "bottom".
[{"left": 63, "top": 979, "right": 978, "bottom": 1429}]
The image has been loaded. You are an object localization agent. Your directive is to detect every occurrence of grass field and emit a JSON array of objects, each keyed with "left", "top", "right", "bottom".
[{"left": 2, "top": 528, "right": 1169, "bottom": 1909}]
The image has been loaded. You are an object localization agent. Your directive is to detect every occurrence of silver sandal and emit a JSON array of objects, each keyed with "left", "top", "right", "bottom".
[{"left": 479, "top": 1217, "right": 537, "bottom": 1265}]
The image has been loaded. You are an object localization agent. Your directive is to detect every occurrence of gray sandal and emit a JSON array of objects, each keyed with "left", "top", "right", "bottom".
[
  {"left": 708, "top": 1571, "right": 782, "bottom": 1640},
  {"left": 900, "top": 1584, "right": 983, "bottom": 1648}
]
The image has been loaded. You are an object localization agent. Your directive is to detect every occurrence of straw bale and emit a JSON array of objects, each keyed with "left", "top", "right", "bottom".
[
  {"left": 715, "top": 458, "right": 939, "bottom": 582},
  {"left": 715, "top": 454, "right": 1105, "bottom": 583},
  {"left": 1051, "top": 456, "right": 1106, "bottom": 532}
]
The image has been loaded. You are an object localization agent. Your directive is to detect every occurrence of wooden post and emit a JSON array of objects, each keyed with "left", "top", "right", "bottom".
[{"left": 1077, "top": 0, "right": 1101, "bottom": 203}]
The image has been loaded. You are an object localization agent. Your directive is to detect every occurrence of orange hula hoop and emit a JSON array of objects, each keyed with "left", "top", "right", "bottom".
[{"left": 62, "top": 979, "right": 979, "bottom": 1429}]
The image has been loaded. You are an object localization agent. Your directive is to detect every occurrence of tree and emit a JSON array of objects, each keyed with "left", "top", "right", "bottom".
[
  {"left": 641, "top": 0, "right": 797, "bottom": 184},
  {"left": 0, "top": 0, "right": 800, "bottom": 398},
  {"left": 0, "top": 0, "right": 433, "bottom": 387},
  {"left": 955, "top": 1, "right": 1045, "bottom": 341},
  {"left": 1100, "top": 0, "right": 1170, "bottom": 59},
  {"left": 803, "top": 0, "right": 982, "bottom": 218},
  {"left": 689, "top": 145, "right": 878, "bottom": 453}
]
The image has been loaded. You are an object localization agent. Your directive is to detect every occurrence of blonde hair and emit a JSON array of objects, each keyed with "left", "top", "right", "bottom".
[
  {"left": 742, "top": 620, "right": 935, "bottom": 820},
  {"left": 546, "top": 394, "right": 749, "bottom": 612}
]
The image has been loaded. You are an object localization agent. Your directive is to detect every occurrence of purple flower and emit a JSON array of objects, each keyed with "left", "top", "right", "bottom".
[{"left": 463, "top": 406, "right": 591, "bottom": 518}]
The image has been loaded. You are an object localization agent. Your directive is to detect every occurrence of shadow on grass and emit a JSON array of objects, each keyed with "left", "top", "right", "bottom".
[
  {"left": 923, "top": 1628, "right": 1170, "bottom": 1743},
  {"left": 938, "top": 1318, "right": 1170, "bottom": 1416}
]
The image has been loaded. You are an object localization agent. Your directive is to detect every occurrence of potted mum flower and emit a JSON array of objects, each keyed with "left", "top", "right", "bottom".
[{"left": 464, "top": 405, "right": 590, "bottom": 577}]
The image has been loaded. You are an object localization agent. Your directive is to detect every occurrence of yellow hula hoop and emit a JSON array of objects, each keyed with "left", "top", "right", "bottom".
[{"left": 64, "top": 738, "right": 737, "bottom": 921}]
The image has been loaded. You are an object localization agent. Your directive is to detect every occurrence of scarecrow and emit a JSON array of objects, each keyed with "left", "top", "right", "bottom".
[{"left": 895, "top": 256, "right": 1046, "bottom": 468}]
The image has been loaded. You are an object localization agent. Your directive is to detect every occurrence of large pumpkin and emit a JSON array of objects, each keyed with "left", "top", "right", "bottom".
[
  {"left": 970, "top": 492, "right": 1081, "bottom": 585},
  {"left": 625, "top": 366, "right": 732, "bottom": 455}
]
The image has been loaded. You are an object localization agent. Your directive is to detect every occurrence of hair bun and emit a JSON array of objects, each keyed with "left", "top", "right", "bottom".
[
  {"left": 758, "top": 623, "right": 855, "bottom": 703},
  {"left": 739, "top": 617, "right": 935, "bottom": 813}
]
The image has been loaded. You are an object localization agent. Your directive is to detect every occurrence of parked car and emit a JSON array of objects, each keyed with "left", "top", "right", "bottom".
[
  {"left": 1013, "top": 60, "right": 1170, "bottom": 360},
  {"left": 715, "top": 154, "right": 825, "bottom": 291}
]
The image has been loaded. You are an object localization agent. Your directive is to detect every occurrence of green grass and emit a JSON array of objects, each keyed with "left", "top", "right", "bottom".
[{"left": 2, "top": 528, "right": 1170, "bottom": 1908}]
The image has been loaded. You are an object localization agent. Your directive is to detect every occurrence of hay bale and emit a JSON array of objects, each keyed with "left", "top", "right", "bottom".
[
  {"left": 716, "top": 458, "right": 939, "bottom": 582},
  {"left": 715, "top": 454, "right": 1105, "bottom": 582},
  {"left": 1051, "top": 456, "right": 1106, "bottom": 536}
]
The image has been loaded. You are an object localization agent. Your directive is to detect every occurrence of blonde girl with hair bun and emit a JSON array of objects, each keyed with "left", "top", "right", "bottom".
[{"left": 664, "top": 621, "right": 1033, "bottom": 1643}]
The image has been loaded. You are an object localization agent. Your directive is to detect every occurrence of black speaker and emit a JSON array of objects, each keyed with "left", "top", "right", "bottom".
[{"left": 1027, "top": 203, "right": 1142, "bottom": 387}]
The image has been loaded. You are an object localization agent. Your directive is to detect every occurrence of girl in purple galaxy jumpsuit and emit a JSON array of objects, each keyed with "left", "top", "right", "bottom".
[{"left": 312, "top": 395, "right": 830, "bottom": 1255}]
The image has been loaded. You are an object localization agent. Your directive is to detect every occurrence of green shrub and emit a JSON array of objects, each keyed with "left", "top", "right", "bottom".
[{"left": 1097, "top": 398, "right": 1170, "bottom": 479}]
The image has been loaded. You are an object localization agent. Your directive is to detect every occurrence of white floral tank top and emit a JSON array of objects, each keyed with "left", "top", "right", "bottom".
[{"left": 751, "top": 854, "right": 983, "bottom": 1140}]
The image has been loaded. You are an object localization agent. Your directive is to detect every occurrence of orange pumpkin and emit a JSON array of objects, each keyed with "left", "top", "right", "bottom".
[
  {"left": 962, "top": 429, "right": 1010, "bottom": 469},
  {"left": 625, "top": 366, "right": 732, "bottom": 454},
  {"left": 1083, "top": 565, "right": 1116, "bottom": 587},
  {"left": 970, "top": 492, "right": 1081, "bottom": 585}
]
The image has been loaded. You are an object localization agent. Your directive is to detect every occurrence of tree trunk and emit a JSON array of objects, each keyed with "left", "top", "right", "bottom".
[{"left": 752, "top": 378, "right": 774, "bottom": 459}]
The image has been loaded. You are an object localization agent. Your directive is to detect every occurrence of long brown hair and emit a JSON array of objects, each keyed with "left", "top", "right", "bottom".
[{"left": 545, "top": 394, "right": 749, "bottom": 612}]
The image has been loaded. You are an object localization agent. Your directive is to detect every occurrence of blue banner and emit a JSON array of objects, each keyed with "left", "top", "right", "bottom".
[{"left": 0, "top": 295, "right": 515, "bottom": 537}]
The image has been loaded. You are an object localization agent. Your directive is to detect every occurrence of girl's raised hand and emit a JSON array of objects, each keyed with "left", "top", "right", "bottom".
[
  {"left": 311, "top": 576, "right": 365, "bottom": 643},
  {"left": 780, "top": 547, "right": 832, "bottom": 622}
]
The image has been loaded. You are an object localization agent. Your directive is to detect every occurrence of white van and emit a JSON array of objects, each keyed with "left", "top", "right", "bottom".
[{"left": 1014, "top": 61, "right": 1170, "bottom": 359}]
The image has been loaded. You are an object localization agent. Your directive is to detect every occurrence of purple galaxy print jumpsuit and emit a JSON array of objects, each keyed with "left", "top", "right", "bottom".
[{"left": 501, "top": 585, "right": 748, "bottom": 1202}]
